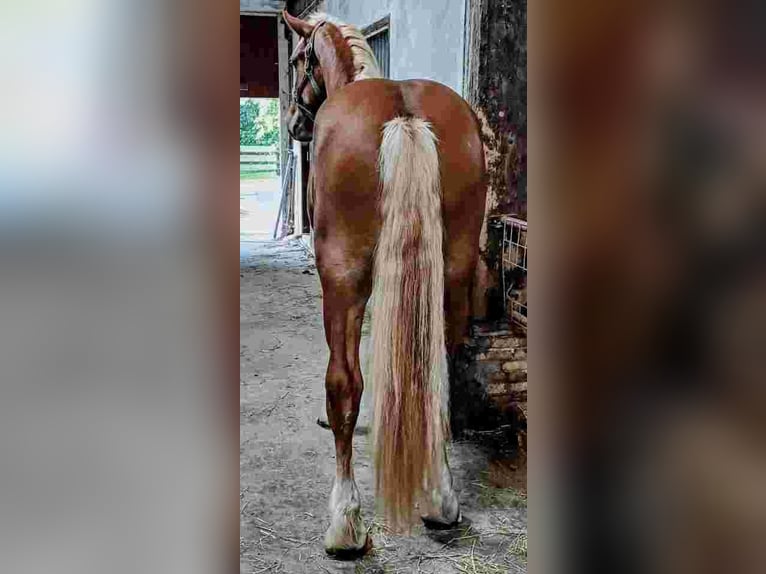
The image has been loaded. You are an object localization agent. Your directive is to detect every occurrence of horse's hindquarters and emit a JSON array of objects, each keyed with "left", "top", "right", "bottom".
[{"left": 312, "top": 78, "right": 486, "bottom": 535}]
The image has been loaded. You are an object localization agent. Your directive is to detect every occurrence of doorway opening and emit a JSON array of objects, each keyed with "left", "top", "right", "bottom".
[{"left": 240, "top": 97, "right": 281, "bottom": 237}]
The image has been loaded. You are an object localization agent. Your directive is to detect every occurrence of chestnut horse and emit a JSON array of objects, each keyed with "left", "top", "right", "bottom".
[{"left": 283, "top": 11, "right": 486, "bottom": 556}]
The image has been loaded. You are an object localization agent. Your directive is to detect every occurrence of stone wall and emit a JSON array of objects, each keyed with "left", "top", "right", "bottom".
[{"left": 450, "top": 322, "right": 527, "bottom": 439}]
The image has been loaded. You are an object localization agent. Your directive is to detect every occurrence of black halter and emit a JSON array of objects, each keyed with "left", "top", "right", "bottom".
[{"left": 289, "top": 22, "right": 327, "bottom": 124}]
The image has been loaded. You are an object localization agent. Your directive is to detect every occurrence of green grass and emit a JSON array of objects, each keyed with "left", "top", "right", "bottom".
[
  {"left": 507, "top": 533, "right": 528, "bottom": 560},
  {"left": 478, "top": 485, "right": 527, "bottom": 509}
]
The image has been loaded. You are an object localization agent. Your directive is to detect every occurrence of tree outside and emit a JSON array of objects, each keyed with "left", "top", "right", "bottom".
[
  {"left": 240, "top": 98, "right": 280, "bottom": 180},
  {"left": 240, "top": 98, "right": 280, "bottom": 146}
]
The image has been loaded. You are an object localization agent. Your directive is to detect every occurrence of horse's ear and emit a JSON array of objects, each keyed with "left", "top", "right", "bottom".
[{"left": 282, "top": 11, "right": 315, "bottom": 38}]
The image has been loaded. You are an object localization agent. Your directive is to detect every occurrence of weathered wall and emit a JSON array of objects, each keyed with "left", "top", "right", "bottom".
[
  {"left": 466, "top": 0, "right": 527, "bottom": 319},
  {"left": 322, "top": 0, "right": 466, "bottom": 95},
  {"left": 452, "top": 0, "right": 527, "bottom": 436}
]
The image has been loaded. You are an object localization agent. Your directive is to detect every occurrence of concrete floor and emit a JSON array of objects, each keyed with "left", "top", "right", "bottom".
[{"left": 240, "top": 177, "right": 282, "bottom": 237}]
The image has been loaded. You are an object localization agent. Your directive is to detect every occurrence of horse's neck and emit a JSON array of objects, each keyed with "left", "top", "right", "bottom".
[
  {"left": 319, "top": 45, "right": 354, "bottom": 96},
  {"left": 324, "top": 66, "right": 352, "bottom": 96}
]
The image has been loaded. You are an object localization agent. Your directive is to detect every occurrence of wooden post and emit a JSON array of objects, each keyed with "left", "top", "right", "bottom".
[
  {"left": 463, "top": 0, "right": 484, "bottom": 105},
  {"left": 276, "top": 15, "right": 291, "bottom": 180},
  {"left": 291, "top": 139, "right": 303, "bottom": 237}
]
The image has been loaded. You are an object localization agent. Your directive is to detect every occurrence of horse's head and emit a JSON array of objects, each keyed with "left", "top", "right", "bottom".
[{"left": 283, "top": 12, "right": 331, "bottom": 142}]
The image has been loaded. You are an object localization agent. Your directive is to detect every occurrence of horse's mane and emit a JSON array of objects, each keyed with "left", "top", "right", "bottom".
[{"left": 306, "top": 12, "right": 382, "bottom": 81}]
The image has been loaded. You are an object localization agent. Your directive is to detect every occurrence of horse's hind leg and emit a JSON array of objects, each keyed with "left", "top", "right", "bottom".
[
  {"left": 422, "top": 265, "right": 473, "bottom": 529},
  {"left": 320, "top": 274, "right": 371, "bottom": 556}
]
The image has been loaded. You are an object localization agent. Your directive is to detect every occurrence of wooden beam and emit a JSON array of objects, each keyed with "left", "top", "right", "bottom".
[
  {"left": 276, "top": 15, "right": 291, "bottom": 178},
  {"left": 291, "top": 139, "right": 303, "bottom": 237},
  {"left": 361, "top": 15, "right": 390, "bottom": 38},
  {"left": 463, "top": 0, "right": 485, "bottom": 104}
]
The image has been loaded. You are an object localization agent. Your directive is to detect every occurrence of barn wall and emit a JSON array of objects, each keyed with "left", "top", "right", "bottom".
[
  {"left": 453, "top": 0, "right": 527, "bottom": 436},
  {"left": 467, "top": 0, "right": 527, "bottom": 319},
  {"left": 322, "top": 0, "right": 466, "bottom": 95}
]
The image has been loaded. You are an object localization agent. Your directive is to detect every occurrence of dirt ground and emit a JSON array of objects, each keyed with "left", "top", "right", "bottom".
[{"left": 240, "top": 239, "right": 527, "bottom": 573}]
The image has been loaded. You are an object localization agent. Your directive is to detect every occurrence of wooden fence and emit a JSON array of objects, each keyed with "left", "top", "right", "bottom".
[{"left": 240, "top": 146, "right": 279, "bottom": 175}]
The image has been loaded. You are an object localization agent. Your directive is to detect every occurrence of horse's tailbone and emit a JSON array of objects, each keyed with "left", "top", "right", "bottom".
[{"left": 371, "top": 117, "right": 448, "bottom": 530}]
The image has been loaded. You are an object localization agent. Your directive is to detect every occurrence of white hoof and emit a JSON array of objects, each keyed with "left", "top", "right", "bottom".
[{"left": 324, "top": 478, "right": 369, "bottom": 556}]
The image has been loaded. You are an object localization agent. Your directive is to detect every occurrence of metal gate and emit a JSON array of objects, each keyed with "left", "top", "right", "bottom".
[{"left": 501, "top": 216, "right": 527, "bottom": 331}]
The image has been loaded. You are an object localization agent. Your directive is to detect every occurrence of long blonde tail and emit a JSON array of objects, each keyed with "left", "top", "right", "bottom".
[{"left": 371, "top": 117, "right": 447, "bottom": 528}]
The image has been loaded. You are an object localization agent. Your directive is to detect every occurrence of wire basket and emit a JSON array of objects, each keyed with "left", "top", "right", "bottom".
[{"left": 501, "top": 215, "right": 527, "bottom": 330}]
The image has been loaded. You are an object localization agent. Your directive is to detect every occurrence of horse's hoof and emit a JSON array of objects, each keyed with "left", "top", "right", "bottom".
[
  {"left": 324, "top": 534, "right": 372, "bottom": 559},
  {"left": 324, "top": 478, "right": 369, "bottom": 558},
  {"left": 421, "top": 510, "right": 463, "bottom": 530},
  {"left": 422, "top": 476, "right": 461, "bottom": 530}
]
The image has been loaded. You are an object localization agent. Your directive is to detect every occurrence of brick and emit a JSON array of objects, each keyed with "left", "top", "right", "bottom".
[
  {"left": 489, "top": 369, "right": 525, "bottom": 383},
  {"left": 499, "top": 370, "right": 527, "bottom": 384},
  {"left": 507, "top": 382, "right": 527, "bottom": 393},
  {"left": 476, "top": 349, "right": 514, "bottom": 361},
  {"left": 487, "top": 382, "right": 509, "bottom": 396},
  {"left": 472, "top": 324, "right": 514, "bottom": 337},
  {"left": 502, "top": 360, "right": 527, "bottom": 374},
  {"left": 488, "top": 337, "right": 526, "bottom": 350}
]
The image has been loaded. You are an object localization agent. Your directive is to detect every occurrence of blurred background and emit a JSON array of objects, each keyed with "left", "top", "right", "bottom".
[
  {"left": 239, "top": 98, "right": 281, "bottom": 236},
  {"left": 0, "top": 0, "right": 763, "bottom": 572},
  {"left": 532, "top": 1, "right": 766, "bottom": 572},
  {"left": 0, "top": 1, "right": 237, "bottom": 573}
]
